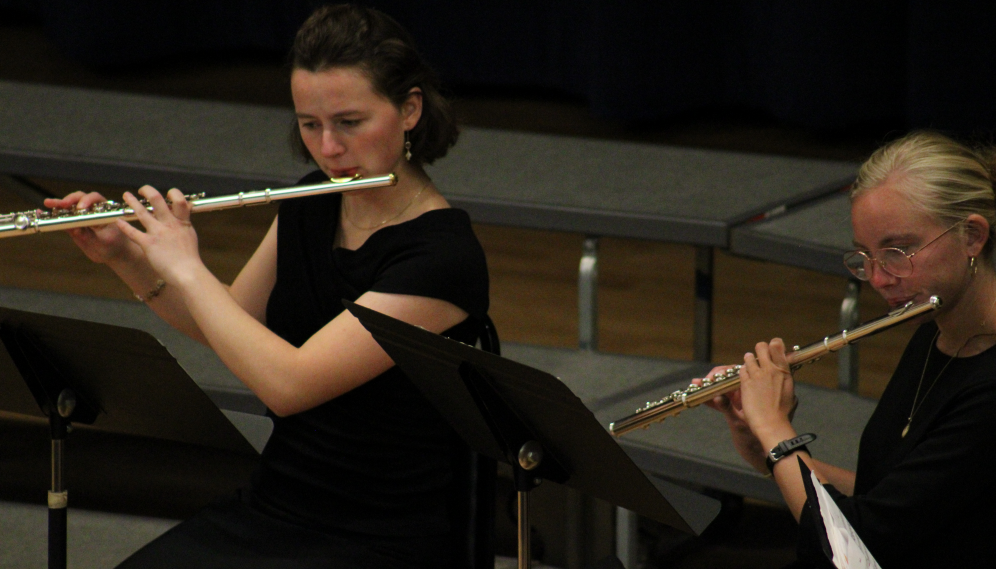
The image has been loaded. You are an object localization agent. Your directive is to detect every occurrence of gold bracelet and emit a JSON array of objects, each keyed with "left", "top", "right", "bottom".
[{"left": 135, "top": 279, "right": 166, "bottom": 303}]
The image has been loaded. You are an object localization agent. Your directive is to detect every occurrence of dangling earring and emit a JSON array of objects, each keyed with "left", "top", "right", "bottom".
[
  {"left": 971, "top": 256, "right": 978, "bottom": 275},
  {"left": 404, "top": 131, "right": 412, "bottom": 162}
]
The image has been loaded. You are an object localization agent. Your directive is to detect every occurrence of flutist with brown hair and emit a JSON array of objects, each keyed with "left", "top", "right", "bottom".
[
  {"left": 702, "top": 131, "right": 996, "bottom": 567},
  {"left": 44, "top": 5, "right": 489, "bottom": 568}
]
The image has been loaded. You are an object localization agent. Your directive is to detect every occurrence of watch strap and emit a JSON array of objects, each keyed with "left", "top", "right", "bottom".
[{"left": 765, "top": 432, "right": 817, "bottom": 473}]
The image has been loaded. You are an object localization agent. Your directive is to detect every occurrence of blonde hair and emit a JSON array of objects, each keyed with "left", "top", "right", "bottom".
[{"left": 851, "top": 131, "right": 996, "bottom": 256}]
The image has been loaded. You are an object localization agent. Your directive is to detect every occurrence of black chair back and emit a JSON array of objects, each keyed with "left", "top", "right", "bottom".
[{"left": 448, "top": 315, "right": 499, "bottom": 569}]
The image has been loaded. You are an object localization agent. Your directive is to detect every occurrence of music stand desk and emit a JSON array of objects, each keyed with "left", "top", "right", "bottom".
[
  {"left": 0, "top": 301, "right": 258, "bottom": 569},
  {"left": 347, "top": 302, "right": 720, "bottom": 539},
  {"left": 0, "top": 285, "right": 264, "bottom": 417}
]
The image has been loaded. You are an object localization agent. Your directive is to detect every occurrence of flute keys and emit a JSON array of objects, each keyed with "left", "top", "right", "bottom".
[{"left": 90, "top": 200, "right": 120, "bottom": 213}]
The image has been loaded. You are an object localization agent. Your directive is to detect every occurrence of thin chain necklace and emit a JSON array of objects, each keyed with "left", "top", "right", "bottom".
[
  {"left": 343, "top": 183, "right": 427, "bottom": 231},
  {"left": 904, "top": 286, "right": 996, "bottom": 437},
  {"left": 903, "top": 329, "right": 957, "bottom": 438}
]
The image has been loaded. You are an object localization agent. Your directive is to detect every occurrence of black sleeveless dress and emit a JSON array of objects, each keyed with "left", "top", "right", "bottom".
[{"left": 117, "top": 170, "right": 490, "bottom": 569}]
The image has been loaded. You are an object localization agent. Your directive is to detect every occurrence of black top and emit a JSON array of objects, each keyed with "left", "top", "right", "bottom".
[
  {"left": 253, "top": 171, "right": 490, "bottom": 538},
  {"left": 798, "top": 322, "right": 996, "bottom": 568}
]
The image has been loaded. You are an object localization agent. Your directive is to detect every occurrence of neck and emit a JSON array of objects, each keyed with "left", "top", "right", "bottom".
[
  {"left": 340, "top": 165, "right": 430, "bottom": 229},
  {"left": 936, "top": 266, "right": 996, "bottom": 356}
]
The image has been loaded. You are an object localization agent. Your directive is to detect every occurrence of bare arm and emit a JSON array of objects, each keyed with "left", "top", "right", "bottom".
[
  {"left": 175, "top": 279, "right": 466, "bottom": 416},
  {"left": 808, "top": 458, "right": 856, "bottom": 495},
  {"left": 115, "top": 187, "right": 468, "bottom": 416},
  {"left": 46, "top": 189, "right": 278, "bottom": 343},
  {"left": 703, "top": 342, "right": 857, "bottom": 521},
  {"left": 741, "top": 340, "right": 855, "bottom": 520}
]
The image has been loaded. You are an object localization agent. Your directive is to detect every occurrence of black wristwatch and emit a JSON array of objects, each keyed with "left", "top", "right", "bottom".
[{"left": 765, "top": 433, "right": 817, "bottom": 474}]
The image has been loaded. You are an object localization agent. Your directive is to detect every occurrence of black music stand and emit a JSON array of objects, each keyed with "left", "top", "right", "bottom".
[
  {"left": 0, "top": 306, "right": 257, "bottom": 569},
  {"left": 345, "top": 301, "right": 721, "bottom": 569}
]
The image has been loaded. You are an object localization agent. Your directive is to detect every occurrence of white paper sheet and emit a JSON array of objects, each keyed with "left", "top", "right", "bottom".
[{"left": 811, "top": 470, "right": 882, "bottom": 569}]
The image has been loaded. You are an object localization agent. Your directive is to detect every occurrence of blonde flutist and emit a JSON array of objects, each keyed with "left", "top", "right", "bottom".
[{"left": 697, "top": 132, "right": 996, "bottom": 568}]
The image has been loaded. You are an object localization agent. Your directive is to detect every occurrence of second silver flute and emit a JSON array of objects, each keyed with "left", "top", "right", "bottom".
[
  {"left": 609, "top": 295, "right": 942, "bottom": 437},
  {"left": 0, "top": 174, "right": 397, "bottom": 238}
]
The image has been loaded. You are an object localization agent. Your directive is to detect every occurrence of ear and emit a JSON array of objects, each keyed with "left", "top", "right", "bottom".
[
  {"left": 401, "top": 87, "right": 423, "bottom": 131},
  {"left": 963, "top": 213, "right": 990, "bottom": 257}
]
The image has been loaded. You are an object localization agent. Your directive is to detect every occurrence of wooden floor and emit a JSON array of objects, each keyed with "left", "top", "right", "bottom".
[{"left": 0, "top": 16, "right": 918, "bottom": 569}]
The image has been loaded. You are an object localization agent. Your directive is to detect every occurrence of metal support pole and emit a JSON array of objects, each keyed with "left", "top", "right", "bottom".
[
  {"left": 693, "top": 246, "right": 714, "bottom": 362},
  {"left": 838, "top": 280, "right": 862, "bottom": 392},
  {"left": 579, "top": 236, "right": 599, "bottom": 351}
]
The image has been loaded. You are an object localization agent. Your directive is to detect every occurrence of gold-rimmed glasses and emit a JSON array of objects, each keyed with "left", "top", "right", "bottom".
[{"left": 843, "top": 221, "right": 963, "bottom": 281}]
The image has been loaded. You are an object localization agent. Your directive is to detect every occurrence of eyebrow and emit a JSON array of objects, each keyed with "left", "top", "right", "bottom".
[
  {"left": 294, "top": 110, "right": 363, "bottom": 119},
  {"left": 852, "top": 233, "right": 921, "bottom": 249}
]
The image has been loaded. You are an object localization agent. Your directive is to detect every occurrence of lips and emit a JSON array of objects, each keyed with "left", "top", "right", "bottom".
[
  {"left": 330, "top": 167, "right": 359, "bottom": 178},
  {"left": 886, "top": 296, "right": 917, "bottom": 308}
]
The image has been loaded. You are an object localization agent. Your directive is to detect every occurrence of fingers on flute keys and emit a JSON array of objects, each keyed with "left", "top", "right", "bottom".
[
  {"left": 697, "top": 364, "right": 739, "bottom": 413},
  {"left": 44, "top": 190, "right": 108, "bottom": 212}
]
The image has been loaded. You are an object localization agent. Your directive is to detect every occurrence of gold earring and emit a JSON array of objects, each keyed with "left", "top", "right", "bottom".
[
  {"left": 404, "top": 131, "right": 412, "bottom": 162},
  {"left": 971, "top": 256, "right": 978, "bottom": 275}
]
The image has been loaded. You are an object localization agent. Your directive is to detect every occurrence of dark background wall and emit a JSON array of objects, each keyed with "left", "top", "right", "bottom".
[{"left": 3, "top": 1, "right": 994, "bottom": 135}]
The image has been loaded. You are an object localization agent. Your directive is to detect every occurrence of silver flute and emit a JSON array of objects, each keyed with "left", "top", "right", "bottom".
[
  {"left": 0, "top": 174, "right": 397, "bottom": 238},
  {"left": 609, "top": 295, "right": 942, "bottom": 437}
]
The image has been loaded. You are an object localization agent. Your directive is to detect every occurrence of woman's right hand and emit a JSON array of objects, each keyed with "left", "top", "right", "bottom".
[
  {"left": 44, "top": 191, "right": 140, "bottom": 264},
  {"left": 693, "top": 366, "right": 769, "bottom": 474}
]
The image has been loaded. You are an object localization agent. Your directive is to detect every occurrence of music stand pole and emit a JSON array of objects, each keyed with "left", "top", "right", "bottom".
[
  {"left": 47, "top": 389, "right": 77, "bottom": 569},
  {"left": 514, "top": 441, "right": 544, "bottom": 569},
  {"left": 518, "top": 490, "right": 529, "bottom": 569}
]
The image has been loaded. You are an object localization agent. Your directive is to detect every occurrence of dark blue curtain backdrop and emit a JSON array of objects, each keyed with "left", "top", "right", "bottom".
[{"left": 10, "top": 0, "right": 995, "bottom": 133}]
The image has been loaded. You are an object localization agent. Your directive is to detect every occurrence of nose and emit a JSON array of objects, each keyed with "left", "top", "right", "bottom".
[
  {"left": 867, "top": 261, "right": 900, "bottom": 290},
  {"left": 321, "top": 129, "right": 346, "bottom": 157}
]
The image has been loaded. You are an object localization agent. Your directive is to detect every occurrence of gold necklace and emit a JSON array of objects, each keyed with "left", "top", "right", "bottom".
[{"left": 343, "top": 183, "right": 427, "bottom": 231}]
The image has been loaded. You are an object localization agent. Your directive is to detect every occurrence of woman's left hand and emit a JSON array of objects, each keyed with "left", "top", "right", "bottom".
[
  {"left": 738, "top": 338, "right": 797, "bottom": 443},
  {"left": 115, "top": 186, "right": 203, "bottom": 286}
]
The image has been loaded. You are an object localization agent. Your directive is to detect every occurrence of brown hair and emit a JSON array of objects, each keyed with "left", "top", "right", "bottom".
[
  {"left": 288, "top": 4, "right": 457, "bottom": 167},
  {"left": 851, "top": 131, "right": 996, "bottom": 257}
]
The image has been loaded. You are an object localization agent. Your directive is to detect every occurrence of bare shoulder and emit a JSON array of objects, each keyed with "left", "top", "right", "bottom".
[{"left": 355, "top": 291, "right": 468, "bottom": 333}]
